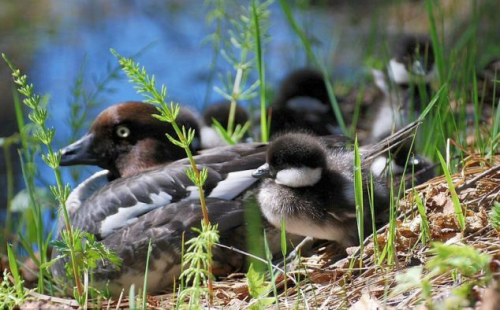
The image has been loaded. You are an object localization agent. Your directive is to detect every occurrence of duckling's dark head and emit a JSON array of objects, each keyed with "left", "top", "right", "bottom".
[
  {"left": 253, "top": 133, "right": 327, "bottom": 187},
  {"left": 203, "top": 101, "right": 249, "bottom": 128},
  {"left": 60, "top": 101, "right": 200, "bottom": 178},
  {"left": 390, "top": 34, "right": 435, "bottom": 84}
]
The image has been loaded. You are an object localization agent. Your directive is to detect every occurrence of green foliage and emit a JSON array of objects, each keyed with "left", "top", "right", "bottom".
[
  {"left": 414, "top": 191, "right": 430, "bottom": 244},
  {"left": 142, "top": 239, "right": 153, "bottom": 310},
  {"left": 212, "top": 0, "right": 273, "bottom": 143},
  {"left": 46, "top": 229, "right": 121, "bottom": 276},
  {"left": 7, "top": 244, "right": 24, "bottom": 299},
  {"left": 178, "top": 222, "right": 220, "bottom": 309},
  {"left": 489, "top": 202, "right": 500, "bottom": 230},
  {"left": 437, "top": 151, "right": 466, "bottom": 232},
  {"left": 246, "top": 264, "right": 275, "bottom": 310},
  {"left": 0, "top": 269, "right": 29, "bottom": 309},
  {"left": 393, "top": 242, "right": 492, "bottom": 308},
  {"left": 3, "top": 53, "right": 78, "bottom": 296},
  {"left": 353, "top": 137, "right": 364, "bottom": 261}
]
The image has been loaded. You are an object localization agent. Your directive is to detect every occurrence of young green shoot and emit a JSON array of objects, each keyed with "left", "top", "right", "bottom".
[
  {"left": 414, "top": 191, "right": 431, "bottom": 245},
  {"left": 142, "top": 239, "right": 153, "bottom": 310},
  {"left": 3, "top": 53, "right": 80, "bottom": 296},
  {"left": 111, "top": 49, "right": 218, "bottom": 300},
  {"left": 488, "top": 201, "right": 500, "bottom": 232},
  {"left": 437, "top": 151, "right": 466, "bottom": 232},
  {"left": 353, "top": 137, "right": 364, "bottom": 266}
]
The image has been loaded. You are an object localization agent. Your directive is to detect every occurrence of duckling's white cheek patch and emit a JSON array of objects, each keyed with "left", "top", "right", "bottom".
[
  {"left": 99, "top": 192, "right": 172, "bottom": 237},
  {"left": 275, "top": 167, "right": 322, "bottom": 188},
  {"left": 389, "top": 59, "right": 411, "bottom": 84}
]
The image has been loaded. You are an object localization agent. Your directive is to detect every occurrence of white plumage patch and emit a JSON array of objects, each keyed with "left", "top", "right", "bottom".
[
  {"left": 370, "top": 156, "right": 403, "bottom": 178},
  {"left": 66, "top": 170, "right": 110, "bottom": 215},
  {"left": 208, "top": 169, "right": 257, "bottom": 200},
  {"left": 100, "top": 191, "right": 172, "bottom": 237},
  {"left": 275, "top": 167, "right": 322, "bottom": 188},
  {"left": 389, "top": 59, "right": 411, "bottom": 84},
  {"left": 185, "top": 185, "right": 200, "bottom": 200},
  {"left": 200, "top": 126, "right": 226, "bottom": 149}
]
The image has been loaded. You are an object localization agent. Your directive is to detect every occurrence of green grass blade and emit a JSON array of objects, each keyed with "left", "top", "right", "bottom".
[
  {"left": 437, "top": 151, "right": 465, "bottom": 232},
  {"left": 7, "top": 244, "right": 23, "bottom": 296},
  {"left": 142, "top": 239, "right": 153, "bottom": 310},
  {"left": 353, "top": 137, "right": 364, "bottom": 263},
  {"left": 252, "top": 0, "right": 268, "bottom": 142}
]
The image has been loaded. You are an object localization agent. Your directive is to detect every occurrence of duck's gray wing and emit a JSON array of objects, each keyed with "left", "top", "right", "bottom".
[
  {"left": 66, "top": 145, "right": 266, "bottom": 239},
  {"left": 362, "top": 120, "right": 421, "bottom": 162},
  {"left": 52, "top": 199, "right": 247, "bottom": 295}
]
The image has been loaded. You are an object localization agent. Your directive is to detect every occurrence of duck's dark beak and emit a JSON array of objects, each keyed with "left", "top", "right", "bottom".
[
  {"left": 252, "top": 163, "right": 271, "bottom": 179},
  {"left": 60, "top": 133, "right": 98, "bottom": 166}
]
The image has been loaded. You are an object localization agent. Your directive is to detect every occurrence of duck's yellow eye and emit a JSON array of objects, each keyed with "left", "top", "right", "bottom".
[{"left": 116, "top": 125, "right": 130, "bottom": 138}]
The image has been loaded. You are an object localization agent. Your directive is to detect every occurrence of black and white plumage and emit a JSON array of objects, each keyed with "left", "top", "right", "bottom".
[
  {"left": 252, "top": 122, "right": 423, "bottom": 247},
  {"left": 53, "top": 141, "right": 284, "bottom": 295},
  {"left": 371, "top": 34, "right": 435, "bottom": 143},
  {"left": 54, "top": 101, "right": 305, "bottom": 295},
  {"left": 270, "top": 68, "right": 341, "bottom": 136},
  {"left": 200, "top": 101, "right": 250, "bottom": 149}
]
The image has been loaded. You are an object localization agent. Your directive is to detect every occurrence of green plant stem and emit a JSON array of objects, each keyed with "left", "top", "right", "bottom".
[
  {"left": 3, "top": 139, "right": 15, "bottom": 245},
  {"left": 111, "top": 49, "right": 215, "bottom": 297},
  {"left": 2, "top": 53, "right": 83, "bottom": 297},
  {"left": 252, "top": 0, "right": 268, "bottom": 142}
]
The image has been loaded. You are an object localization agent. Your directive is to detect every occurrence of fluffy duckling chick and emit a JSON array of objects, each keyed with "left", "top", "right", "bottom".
[
  {"left": 60, "top": 101, "right": 200, "bottom": 180},
  {"left": 371, "top": 34, "right": 435, "bottom": 143},
  {"left": 271, "top": 68, "right": 340, "bottom": 136},
  {"left": 253, "top": 132, "right": 390, "bottom": 247}
]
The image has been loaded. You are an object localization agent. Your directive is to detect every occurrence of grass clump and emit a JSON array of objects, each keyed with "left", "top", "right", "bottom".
[
  {"left": 2, "top": 54, "right": 121, "bottom": 307},
  {"left": 212, "top": 0, "right": 273, "bottom": 143}
]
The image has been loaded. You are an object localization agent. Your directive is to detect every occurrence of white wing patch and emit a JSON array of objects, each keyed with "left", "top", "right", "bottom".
[
  {"left": 66, "top": 170, "right": 110, "bottom": 215},
  {"left": 208, "top": 169, "right": 257, "bottom": 200},
  {"left": 185, "top": 186, "right": 200, "bottom": 200},
  {"left": 100, "top": 191, "right": 172, "bottom": 237},
  {"left": 275, "top": 167, "right": 322, "bottom": 188}
]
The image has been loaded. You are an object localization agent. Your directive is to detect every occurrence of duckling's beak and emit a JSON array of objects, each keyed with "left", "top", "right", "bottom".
[
  {"left": 252, "top": 163, "right": 271, "bottom": 179},
  {"left": 60, "top": 133, "right": 98, "bottom": 166}
]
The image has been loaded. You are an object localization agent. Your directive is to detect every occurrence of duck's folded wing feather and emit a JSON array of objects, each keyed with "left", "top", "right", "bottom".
[{"left": 52, "top": 199, "right": 246, "bottom": 294}]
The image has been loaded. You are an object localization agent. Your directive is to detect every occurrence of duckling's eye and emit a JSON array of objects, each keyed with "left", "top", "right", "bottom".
[{"left": 116, "top": 125, "right": 131, "bottom": 138}]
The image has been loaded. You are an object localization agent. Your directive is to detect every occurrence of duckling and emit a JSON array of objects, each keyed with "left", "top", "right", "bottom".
[
  {"left": 200, "top": 101, "right": 250, "bottom": 149},
  {"left": 371, "top": 34, "right": 435, "bottom": 143},
  {"left": 270, "top": 68, "right": 340, "bottom": 136},
  {"left": 253, "top": 121, "right": 421, "bottom": 247}
]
